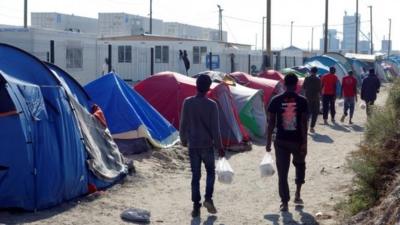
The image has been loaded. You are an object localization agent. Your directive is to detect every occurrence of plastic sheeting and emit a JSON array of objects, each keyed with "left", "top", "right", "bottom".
[
  {"left": 84, "top": 73, "right": 179, "bottom": 149},
  {"left": 134, "top": 72, "right": 249, "bottom": 147}
]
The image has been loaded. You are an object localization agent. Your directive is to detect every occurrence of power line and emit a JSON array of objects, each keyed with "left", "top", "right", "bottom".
[{"left": 224, "top": 14, "right": 370, "bottom": 28}]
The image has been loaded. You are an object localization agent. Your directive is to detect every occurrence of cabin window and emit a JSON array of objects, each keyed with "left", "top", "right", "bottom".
[
  {"left": 118, "top": 45, "right": 132, "bottom": 63},
  {"left": 155, "top": 45, "right": 169, "bottom": 63},
  {"left": 193, "top": 46, "right": 207, "bottom": 64},
  {"left": 66, "top": 47, "right": 83, "bottom": 69}
]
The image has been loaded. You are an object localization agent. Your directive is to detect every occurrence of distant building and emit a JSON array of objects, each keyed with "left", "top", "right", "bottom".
[
  {"left": 98, "top": 13, "right": 164, "bottom": 37},
  {"left": 31, "top": 12, "right": 98, "bottom": 34},
  {"left": 279, "top": 45, "right": 304, "bottom": 69},
  {"left": 358, "top": 40, "right": 370, "bottom": 54},
  {"left": 319, "top": 29, "right": 340, "bottom": 52},
  {"left": 163, "top": 22, "right": 227, "bottom": 42},
  {"left": 342, "top": 12, "right": 360, "bottom": 52},
  {"left": 382, "top": 39, "right": 392, "bottom": 53}
]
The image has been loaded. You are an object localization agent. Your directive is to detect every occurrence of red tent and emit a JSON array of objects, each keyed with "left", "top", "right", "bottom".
[
  {"left": 258, "top": 70, "right": 285, "bottom": 81},
  {"left": 229, "top": 72, "right": 280, "bottom": 104},
  {"left": 134, "top": 72, "right": 250, "bottom": 147},
  {"left": 258, "top": 70, "right": 304, "bottom": 94}
]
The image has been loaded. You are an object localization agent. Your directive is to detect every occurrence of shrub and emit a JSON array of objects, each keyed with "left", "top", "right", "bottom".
[{"left": 340, "top": 79, "right": 400, "bottom": 216}]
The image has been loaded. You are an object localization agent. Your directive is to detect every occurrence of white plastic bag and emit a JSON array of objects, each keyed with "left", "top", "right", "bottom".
[
  {"left": 359, "top": 102, "right": 366, "bottom": 110},
  {"left": 337, "top": 99, "right": 344, "bottom": 107},
  {"left": 259, "top": 153, "right": 275, "bottom": 177},
  {"left": 216, "top": 157, "right": 234, "bottom": 184}
]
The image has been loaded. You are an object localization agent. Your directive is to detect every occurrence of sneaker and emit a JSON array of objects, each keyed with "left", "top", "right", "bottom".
[
  {"left": 191, "top": 206, "right": 200, "bottom": 218},
  {"left": 280, "top": 202, "right": 289, "bottom": 212},
  {"left": 310, "top": 127, "right": 315, "bottom": 133},
  {"left": 340, "top": 115, "right": 346, "bottom": 123},
  {"left": 294, "top": 197, "right": 304, "bottom": 205},
  {"left": 349, "top": 120, "right": 353, "bottom": 125},
  {"left": 203, "top": 200, "right": 217, "bottom": 214},
  {"left": 324, "top": 120, "right": 328, "bottom": 125},
  {"left": 331, "top": 118, "right": 336, "bottom": 123}
]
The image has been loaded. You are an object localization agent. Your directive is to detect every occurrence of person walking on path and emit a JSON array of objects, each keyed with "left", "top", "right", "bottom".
[
  {"left": 321, "top": 67, "right": 339, "bottom": 124},
  {"left": 179, "top": 74, "right": 225, "bottom": 218},
  {"left": 340, "top": 71, "right": 358, "bottom": 124},
  {"left": 266, "top": 73, "right": 308, "bottom": 212},
  {"left": 361, "top": 69, "right": 381, "bottom": 117},
  {"left": 302, "top": 67, "right": 321, "bottom": 133}
]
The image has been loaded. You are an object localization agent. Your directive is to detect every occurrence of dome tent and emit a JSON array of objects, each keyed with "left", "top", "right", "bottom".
[
  {"left": 0, "top": 44, "right": 126, "bottom": 210},
  {"left": 84, "top": 73, "right": 179, "bottom": 154}
]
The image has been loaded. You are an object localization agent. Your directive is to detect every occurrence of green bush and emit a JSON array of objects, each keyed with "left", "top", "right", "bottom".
[{"left": 340, "top": 79, "right": 400, "bottom": 216}]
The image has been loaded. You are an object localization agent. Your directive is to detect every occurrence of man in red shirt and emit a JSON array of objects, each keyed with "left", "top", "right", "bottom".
[
  {"left": 321, "top": 67, "right": 339, "bottom": 124},
  {"left": 340, "top": 71, "right": 358, "bottom": 124}
]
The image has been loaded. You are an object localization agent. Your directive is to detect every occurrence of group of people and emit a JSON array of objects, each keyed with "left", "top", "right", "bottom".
[
  {"left": 303, "top": 66, "right": 381, "bottom": 133},
  {"left": 179, "top": 67, "right": 381, "bottom": 217}
]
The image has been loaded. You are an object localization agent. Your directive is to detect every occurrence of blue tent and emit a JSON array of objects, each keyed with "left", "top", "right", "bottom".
[
  {"left": 0, "top": 44, "right": 126, "bottom": 210},
  {"left": 84, "top": 73, "right": 179, "bottom": 154}
]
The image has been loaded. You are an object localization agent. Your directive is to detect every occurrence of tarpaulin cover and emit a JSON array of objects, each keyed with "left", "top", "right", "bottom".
[
  {"left": 84, "top": 73, "right": 179, "bottom": 149},
  {"left": 134, "top": 72, "right": 249, "bottom": 146},
  {"left": 228, "top": 83, "right": 267, "bottom": 139},
  {"left": 0, "top": 43, "right": 126, "bottom": 210},
  {"left": 45, "top": 62, "right": 92, "bottom": 110},
  {"left": 229, "top": 72, "right": 279, "bottom": 105}
]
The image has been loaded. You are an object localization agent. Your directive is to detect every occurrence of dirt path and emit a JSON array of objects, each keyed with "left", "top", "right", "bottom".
[{"left": 0, "top": 86, "right": 389, "bottom": 225}]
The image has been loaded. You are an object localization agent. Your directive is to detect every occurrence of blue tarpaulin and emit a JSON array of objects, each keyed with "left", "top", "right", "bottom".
[
  {"left": 84, "top": 73, "right": 179, "bottom": 151},
  {"left": 0, "top": 43, "right": 126, "bottom": 210}
]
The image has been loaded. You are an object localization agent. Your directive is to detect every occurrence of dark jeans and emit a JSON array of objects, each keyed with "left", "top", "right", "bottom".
[
  {"left": 322, "top": 95, "right": 336, "bottom": 120},
  {"left": 308, "top": 99, "right": 320, "bottom": 128},
  {"left": 274, "top": 139, "right": 306, "bottom": 203},
  {"left": 189, "top": 148, "right": 215, "bottom": 207},
  {"left": 365, "top": 100, "right": 375, "bottom": 117},
  {"left": 343, "top": 97, "right": 355, "bottom": 119}
]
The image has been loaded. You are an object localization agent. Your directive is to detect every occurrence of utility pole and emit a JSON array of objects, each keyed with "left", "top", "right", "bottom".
[
  {"left": 255, "top": 34, "right": 258, "bottom": 50},
  {"left": 324, "top": 0, "right": 329, "bottom": 53},
  {"left": 388, "top": 18, "right": 392, "bottom": 56},
  {"left": 24, "top": 0, "right": 27, "bottom": 28},
  {"left": 262, "top": 17, "right": 266, "bottom": 52},
  {"left": 355, "top": 0, "right": 359, "bottom": 53},
  {"left": 217, "top": 5, "right": 223, "bottom": 41},
  {"left": 266, "top": 0, "right": 271, "bottom": 68},
  {"left": 149, "top": 0, "right": 153, "bottom": 34},
  {"left": 368, "top": 5, "right": 373, "bottom": 54},
  {"left": 311, "top": 27, "right": 314, "bottom": 52},
  {"left": 290, "top": 21, "right": 294, "bottom": 46}
]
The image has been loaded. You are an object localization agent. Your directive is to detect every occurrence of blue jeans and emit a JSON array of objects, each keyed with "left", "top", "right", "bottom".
[
  {"left": 343, "top": 97, "right": 355, "bottom": 119},
  {"left": 189, "top": 148, "right": 215, "bottom": 207}
]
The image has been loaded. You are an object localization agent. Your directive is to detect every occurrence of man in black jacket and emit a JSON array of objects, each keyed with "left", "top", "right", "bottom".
[
  {"left": 180, "top": 74, "right": 225, "bottom": 217},
  {"left": 361, "top": 69, "right": 381, "bottom": 116}
]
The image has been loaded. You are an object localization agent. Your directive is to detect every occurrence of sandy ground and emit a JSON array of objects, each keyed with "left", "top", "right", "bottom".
[{"left": 0, "top": 86, "right": 389, "bottom": 225}]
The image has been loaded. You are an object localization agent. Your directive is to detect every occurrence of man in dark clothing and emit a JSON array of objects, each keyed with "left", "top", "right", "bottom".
[
  {"left": 321, "top": 67, "right": 339, "bottom": 124},
  {"left": 302, "top": 67, "right": 321, "bottom": 133},
  {"left": 266, "top": 73, "right": 308, "bottom": 212},
  {"left": 361, "top": 69, "right": 381, "bottom": 116},
  {"left": 182, "top": 50, "right": 191, "bottom": 75},
  {"left": 180, "top": 74, "right": 225, "bottom": 218}
]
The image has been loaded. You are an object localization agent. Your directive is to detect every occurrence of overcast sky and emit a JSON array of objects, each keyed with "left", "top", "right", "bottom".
[{"left": 0, "top": 0, "right": 398, "bottom": 51}]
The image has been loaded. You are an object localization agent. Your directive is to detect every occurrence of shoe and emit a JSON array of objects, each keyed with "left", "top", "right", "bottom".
[
  {"left": 280, "top": 202, "right": 288, "bottom": 212},
  {"left": 310, "top": 127, "right": 315, "bottom": 133},
  {"left": 340, "top": 115, "right": 346, "bottom": 123},
  {"left": 331, "top": 118, "right": 336, "bottom": 123},
  {"left": 324, "top": 120, "right": 328, "bottom": 125},
  {"left": 203, "top": 200, "right": 217, "bottom": 214},
  {"left": 349, "top": 120, "right": 353, "bottom": 125},
  {"left": 294, "top": 197, "right": 304, "bottom": 205},
  {"left": 191, "top": 205, "right": 201, "bottom": 218}
]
